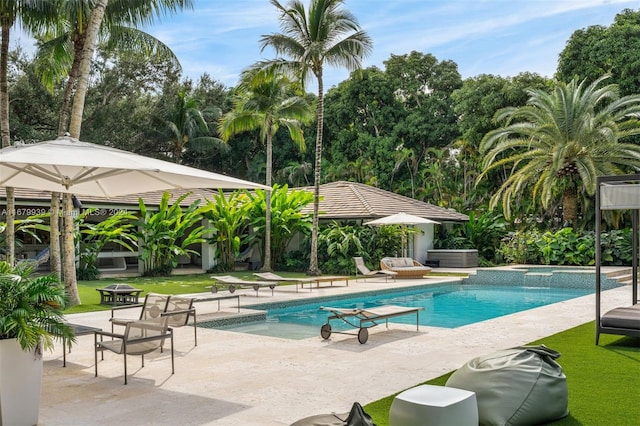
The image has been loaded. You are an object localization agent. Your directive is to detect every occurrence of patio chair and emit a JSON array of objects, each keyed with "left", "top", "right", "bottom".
[
  {"left": 94, "top": 317, "right": 174, "bottom": 385},
  {"left": 162, "top": 296, "right": 198, "bottom": 346},
  {"left": 110, "top": 293, "right": 171, "bottom": 333},
  {"left": 353, "top": 257, "right": 397, "bottom": 282}
]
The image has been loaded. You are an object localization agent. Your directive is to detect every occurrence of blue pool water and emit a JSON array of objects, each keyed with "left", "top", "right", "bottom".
[{"left": 210, "top": 284, "right": 592, "bottom": 339}]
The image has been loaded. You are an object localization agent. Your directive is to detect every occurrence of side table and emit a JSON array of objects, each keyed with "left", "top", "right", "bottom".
[
  {"left": 389, "top": 384, "right": 478, "bottom": 426},
  {"left": 63, "top": 323, "right": 102, "bottom": 367}
]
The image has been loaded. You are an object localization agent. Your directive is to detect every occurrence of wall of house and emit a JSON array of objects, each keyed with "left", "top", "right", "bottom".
[{"left": 412, "top": 224, "right": 435, "bottom": 264}]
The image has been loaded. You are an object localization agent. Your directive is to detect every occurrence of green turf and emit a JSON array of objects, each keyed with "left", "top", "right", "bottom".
[
  {"left": 65, "top": 271, "right": 336, "bottom": 314},
  {"left": 364, "top": 322, "right": 640, "bottom": 425}
]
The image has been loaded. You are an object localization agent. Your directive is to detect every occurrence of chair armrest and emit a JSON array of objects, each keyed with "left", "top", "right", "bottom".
[
  {"left": 111, "top": 303, "right": 143, "bottom": 313},
  {"left": 110, "top": 318, "right": 135, "bottom": 325},
  {"left": 94, "top": 330, "right": 124, "bottom": 339},
  {"left": 161, "top": 308, "right": 195, "bottom": 317}
]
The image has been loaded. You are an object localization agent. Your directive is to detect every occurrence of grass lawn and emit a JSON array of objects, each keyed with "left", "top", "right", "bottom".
[
  {"left": 364, "top": 322, "right": 640, "bottom": 425},
  {"left": 65, "top": 271, "right": 331, "bottom": 314}
]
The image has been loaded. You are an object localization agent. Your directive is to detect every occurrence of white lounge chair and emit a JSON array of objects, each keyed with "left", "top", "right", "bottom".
[
  {"left": 211, "top": 275, "right": 278, "bottom": 296},
  {"left": 353, "top": 257, "right": 397, "bottom": 282}
]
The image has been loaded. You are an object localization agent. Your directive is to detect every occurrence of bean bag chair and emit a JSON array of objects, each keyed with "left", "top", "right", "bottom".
[{"left": 445, "top": 345, "right": 568, "bottom": 426}]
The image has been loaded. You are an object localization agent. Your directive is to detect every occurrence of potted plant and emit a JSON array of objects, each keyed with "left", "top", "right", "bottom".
[{"left": 0, "top": 260, "right": 75, "bottom": 426}]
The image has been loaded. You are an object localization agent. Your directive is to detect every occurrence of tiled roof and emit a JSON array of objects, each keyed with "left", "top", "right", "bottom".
[
  {"left": 299, "top": 181, "right": 468, "bottom": 223},
  {"left": 0, "top": 187, "right": 219, "bottom": 208},
  {"left": 2, "top": 181, "right": 469, "bottom": 222}
]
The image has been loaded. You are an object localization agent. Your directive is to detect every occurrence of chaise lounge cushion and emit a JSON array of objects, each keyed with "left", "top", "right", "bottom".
[
  {"left": 380, "top": 257, "right": 432, "bottom": 278},
  {"left": 601, "top": 304, "right": 640, "bottom": 329}
]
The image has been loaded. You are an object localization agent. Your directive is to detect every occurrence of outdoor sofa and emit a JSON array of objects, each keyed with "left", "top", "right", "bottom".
[{"left": 380, "top": 257, "right": 432, "bottom": 278}]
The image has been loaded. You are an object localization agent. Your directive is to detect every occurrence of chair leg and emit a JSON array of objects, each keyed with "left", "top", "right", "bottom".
[
  {"left": 94, "top": 334, "right": 98, "bottom": 378},
  {"left": 193, "top": 312, "right": 198, "bottom": 347},
  {"left": 170, "top": 329, "right": 175, "bottom": 375}
]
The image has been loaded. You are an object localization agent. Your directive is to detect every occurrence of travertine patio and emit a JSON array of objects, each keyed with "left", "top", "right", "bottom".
[{"left": 39, "top": 274, "right": 631, "bottom": 425}]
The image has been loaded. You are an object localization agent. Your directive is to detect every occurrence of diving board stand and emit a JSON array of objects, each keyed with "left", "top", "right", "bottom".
[{"left": 319, "top": 305, "right": 424, "bottom": 344}]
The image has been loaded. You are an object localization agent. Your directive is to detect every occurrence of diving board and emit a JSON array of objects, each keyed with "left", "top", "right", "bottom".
[{"left": 319, "top": 305, "right": 424, "bottom": 344}]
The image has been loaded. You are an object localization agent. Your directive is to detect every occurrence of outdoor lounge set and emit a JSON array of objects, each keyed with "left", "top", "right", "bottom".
[
  {"left": 380, "top": 257, "right": 432, "bottom": 278},
  {"left": 94, "top": 293, "right": 197, "bottom": 384},
  {"left": 595, "top": 174, "right": 640, "bottom": 344}
]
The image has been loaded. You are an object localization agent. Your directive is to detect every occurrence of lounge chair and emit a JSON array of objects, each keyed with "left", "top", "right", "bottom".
[
  {"left": 353, "top": 257, "right": 397, "bottom": 282},
  {"left": 110, "top": 293, "right": 170, "bottom": 333},
  {"left": 380, "top": 257, "right": 432, "bottom": 278},
  {"left": 320, "top": 305, "right": 424, "bottom": 344},
  {"left": 211, "top": 275, "right": 278, "bottom": 296},
  {"left": 163, "top": 296, "right": 197, "bottom": 346},
  {"left": 94, "top": 317, "right": 174, "bottom": 385},
  {"left": 253, "top": 272, "right": 318, "bottom": 292},
  {"left": 111, "top": 293, "right": 198, "bottom": 346}
]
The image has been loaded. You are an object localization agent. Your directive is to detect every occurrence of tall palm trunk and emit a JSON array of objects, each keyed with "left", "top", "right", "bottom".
[
  {"left": 50, "top": 192, "right": 61, "bottom": 280},
  {"left": 61, "top": 193, "right": 79, "bottom": 304},
  {"left": 62, "top": 0, "right": 109, "bottom": 306},
  {"left": 52, "top": 31, "right": 86, "bottom": 280},
  {"left": 262, "top": 118, "right": 273, "bottom": 271},
  {"left": 1, "top": 21, "right": 14, "bottom": 265},
  {"left": 58, "top": 33, "right": 85, "bottom": 135},
  {"left": 308, "top": 67, "right": 324, "bottom": 276},
  {"left": 562, "top": 184, "right": 578, "bottom": 227}
]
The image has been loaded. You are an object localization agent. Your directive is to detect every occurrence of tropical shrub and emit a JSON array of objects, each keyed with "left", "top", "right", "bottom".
[
  {"left": 497, "top": 228, "right": 543, "bottom": 264},
  {"left": 534, "top": 227, "right": 595, "bottom": 265},
  {"left": 499, "top": 227, "right": 631, "bottom": 266},
  {"left": 0, "top": 261, "right": 75, "bottom": 352},
  {"left": 0, "top": 213, "right": 50, "bottom": 255},
  {"left": 75, "top": 209, "right": 138, "bottom": 280},
  {"left": 245, "top": 185, "right": 314, "bottom": 267},
  {"left": 599, "top": 229, "right": 633, "bottom": 265},
  {"left": 317, "top": 222, "right": 404, "bottom": 274},
  {"left": 435, "top": 211, "right": 509, "bottom": 264},
  {"left": 279, "top": 249, "right": 309, "bottom": 272},
  {"left": 135, "top": 192, "right": 205, "bottom": 276},
  {"left": 202, "top": 190, "right": 252, "bottom": 272}
]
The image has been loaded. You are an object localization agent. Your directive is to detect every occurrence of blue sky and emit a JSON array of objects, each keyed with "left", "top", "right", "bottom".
[
  {"left": 14, "top": 0, "right": 637, "bottom": 90},
  {"left": 142, "top": 0, "right": 636, "bottom": 90}
]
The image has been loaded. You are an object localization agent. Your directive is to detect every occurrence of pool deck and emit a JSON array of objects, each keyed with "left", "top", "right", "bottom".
[{"left": 39, "top": 269, "right": 634, "bottom": 425}]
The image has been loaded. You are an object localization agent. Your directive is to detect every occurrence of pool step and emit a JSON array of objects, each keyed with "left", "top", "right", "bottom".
[
  {"left": 614, "top": 273, "right": 638, "bottom": 286},
  {"left": 605, "top": 268, "right": 632, "bottom": 279}
]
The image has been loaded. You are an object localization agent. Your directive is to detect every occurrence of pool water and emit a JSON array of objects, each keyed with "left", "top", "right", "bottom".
[{"left": 212, "top": 284, "right": 592, "bottom": 339}]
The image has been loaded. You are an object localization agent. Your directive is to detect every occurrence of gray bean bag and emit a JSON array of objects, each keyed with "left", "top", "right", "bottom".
[{"left": 445, "top": 345, "right": 568, "bottom": 426}]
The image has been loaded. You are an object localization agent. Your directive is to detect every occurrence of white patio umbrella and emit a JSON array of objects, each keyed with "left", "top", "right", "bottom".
[
  {"left": 363, "top": 212, "right": 440, "bottom": 226},
  {"left": 364, "top": 212, "right": 440, "bottom": 257},
  {"left": 0, "top": 136, "right": 269, "bottom": 197}
]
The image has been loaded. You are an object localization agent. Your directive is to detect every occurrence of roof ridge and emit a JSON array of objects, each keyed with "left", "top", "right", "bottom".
[{"left": 348, "top": 182, "right": 376, "bottom": 215}]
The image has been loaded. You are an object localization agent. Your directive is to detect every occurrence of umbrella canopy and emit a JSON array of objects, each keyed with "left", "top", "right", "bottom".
[
  {"left": 0, "top": 136, "right": 268, "bottom": 197},
  {"left": 365, "top": 212, "right": 439, "bottom": 258},
  {"left": 364, "top": 212, "right": 440, "bottom": 226}
]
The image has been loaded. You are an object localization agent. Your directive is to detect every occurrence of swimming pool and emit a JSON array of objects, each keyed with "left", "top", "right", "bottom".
[{"left": 204, "top": 284, "right": 593, "bottom": 340}]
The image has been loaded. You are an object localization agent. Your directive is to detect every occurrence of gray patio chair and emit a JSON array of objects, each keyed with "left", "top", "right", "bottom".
[
  {"left": 162, "top": 296, "right": 198, "bottom": 346},
  {"left": 94, "top": 317, "right": 174, "bottom": 385},
  {"left": 110, "top": 293, "right": 171, "bottom": 333},
  {"left": 353, "top": 257, "right": 397, "bottom": 282}
]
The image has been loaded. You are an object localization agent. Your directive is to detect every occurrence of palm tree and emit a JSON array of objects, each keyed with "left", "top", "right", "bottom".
[
  {"left": 166, "top": 87, "right": 223, "bottom": 164},
  {"left": 478, "top": 75, "right": 640, "bottom": 226},
  {"left": 38, "top": 1, "right": 190, "bottom": 303},
  {"left": 258, "top": 0, "right": 372, "bottom": 275},
  {"left": 219, "top": 70, "right": 312, "bottom": 270},
  {"left": 35, "top": 0, "right": 191, "bottom": 136},
  {"left": 0, "top": 1, "right": 57, "bottom": 267},
  {"left": 58, "top": 0, "right": 111, "bottom": 306}
]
